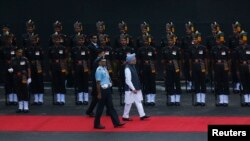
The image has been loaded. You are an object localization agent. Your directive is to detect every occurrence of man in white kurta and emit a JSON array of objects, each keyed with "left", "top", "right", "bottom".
[{"left": 122, "top": 53, "right": 150, "bottom": 121}]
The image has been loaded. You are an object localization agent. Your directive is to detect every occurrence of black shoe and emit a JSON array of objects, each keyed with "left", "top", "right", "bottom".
[
  {"left": 86, "top": 112, "right": 95, "bottom": 117},
  {"left": 150, "top": 102, "right": 155, "bottom": 106},
  {"left": 194, "top": 102, "right": 200, "bottom": 106},
  {"left": 94, "top": 125, "right": 105, "bottom": 129},
  {"left": 23, "top": 110, "right": 30, "bottom": 113},
  {"left": 38, "top": 102, "right": 43, "bottom": 105},
  {"left": 122, "top": 117, "right": 133, "bottom": 121},
  {"left": 223, "top": 103, "right": 228, "bottom": 107},
  {"left": 200, "top": 103, "right": 206, "bottom": 107},
  {"left": 13, "top": 102, "right": 18, "bottom": 105},
  {"left": 60, "top": 102, "right": 65, "bottom": 105},
  {"left": 76, "top": 101, "right": 82, "bottom": 105},
  {"left": 114, "top": 122, "right": 125, "bottom": 128},
  {"left": 140, "top": 115, "right": 150, "bottom": 120},
  {"left": 16, "top": 109, "right": 23, "bottom": 113},
  {"left": 216, "top": 103, "right": 222, "bottom": 107},
  {"left": 167, "top": 102, "right": 175, "bottom": 106},
  {"left": 83, "top": 101, "right": 88, "bottom": 105},
  {"left": 32, "top": 102, "right": 38, "bottom": 105},
  {"left": 175, "top": 102, "right": 180, "bottom": 106}
]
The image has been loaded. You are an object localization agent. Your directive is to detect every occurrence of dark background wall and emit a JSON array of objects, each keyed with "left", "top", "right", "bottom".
[
  {"left": 1, "top": 0, "right": 250, "bottom": 45},
  {"left": 1, "top": 0, "right": 250, "bottom": 81}
]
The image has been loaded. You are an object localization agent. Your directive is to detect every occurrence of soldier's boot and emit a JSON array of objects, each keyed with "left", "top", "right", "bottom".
[
  {"left": 8, "top": 93, "right": 14, "bottom": 105},
  {"left": 32, "top": 94, "right": 39, "bottom": 105},
  {"left": 38, "top": 93, "right": 44, "bottom": 105},
  {"left": 23, "top": 101, "right": 30, "bottom": 113},
  {"left": 150, "top": 94, "right": 156, "bottom": 106},
  {"left": 83, "top": 92, "right": 89, "bottom": 105},
  {"left": 242, "top": 94, "right": 249, "bottom": 107},
  {"left": 55, "top": 93, "right": 61, "bottom": 105},
  {"left": 13, "top": 93, "right": 18, "bottom": 105},
  {"left": 76, "top": 92, "right": 83, "bottom": 105},
  {"left": 222, "top": 95, "right": 229, "bottom": 107},
  {"left": 60, "top": 94, "right": 65, "bottom": 105},
  {"left": 175, "top": 94, "right": 181, "bottom": 106},
  {"left": 194, "top": 93, "right": 201, "bottom": 106},
  {"left": 145, "top": 94, "right": 150, "bottom": 106},
  {"left": 16, "top": 101, "right": 24, "bottom": 113},
  {"left": 200, "top": 93, "right": 206, "bottom": 106}
]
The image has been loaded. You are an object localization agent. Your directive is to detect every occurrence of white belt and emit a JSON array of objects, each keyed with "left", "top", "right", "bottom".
[{"left": 101, "top": 83, "right": 112, "bottom": 89}]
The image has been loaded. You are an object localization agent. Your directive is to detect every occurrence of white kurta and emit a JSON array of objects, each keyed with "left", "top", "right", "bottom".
[{"left": 124, "top": 67, "right": 143, "bottom": 104}]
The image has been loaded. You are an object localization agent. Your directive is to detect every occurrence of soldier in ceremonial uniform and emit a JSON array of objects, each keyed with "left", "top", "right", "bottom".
[
  {"left": 0, "top": 24, "right": 17, "bottom": 47},
  {"left": 189, "top": 31, "right": 208, "bottom": 106},
  {"left": 71, "top": 21, "right": 88, "bottom": 47},
  {"left": 22, "top": 19, "right": 38, "bottom": 49},
  {"left": 235, "top": 31, "right": 250, "bottom": 106},
  {"left": 211, "top": 31, "right": 230, "bottom": 106},
  {"left": 99, "top": 34, "right": 113, "bottom": 76},
  {"left": 160, "top": 22, "right": 176, "bottom": 48},
  {"left": 71, "top": 34, "right": 90, "bottom": 105},
  {"left": 49, "top": 21, "right": 69, "bottom": 47},
  {"left": 1, "top": 35, "right": 18, "bottom": 105},
  {"left": 24, "top": 34, "right": 44, "bottom": 105},
  {"left": 115, "top": 34, "right": 134, "bottom": 105},
  {"left": 137, "top": 22, "right": 155, "bottom": 49},
  {"left": 137, "top": 35, "right": 157, "bottom": 106},
  {"left": 49, "top": 34, "right": 68, "bottom": 105},
  {"left": 161, "top": 33, "right": 182, "bottom": 106},
  {"left": 11, "top": 47, "right": 31, "bottom": 113},
  {"left": 114, "top": 21, "right": 134, "bottom": 49},
  {"left": 228, "top": 21, "right": 242, "bottom": 93},
  {"left": 206, "top": 22, "right": 221, "bottom": 91},
  {"left": 181, "top": 21, "right": 195, "bottom": 92},
  {"left": 96, "top": 21, "right": 111, "bottom": 46}
]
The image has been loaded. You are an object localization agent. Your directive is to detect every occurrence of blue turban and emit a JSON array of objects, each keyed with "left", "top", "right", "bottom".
[{"left": 126, "top": 53, "right": 136, "bottom": 63}]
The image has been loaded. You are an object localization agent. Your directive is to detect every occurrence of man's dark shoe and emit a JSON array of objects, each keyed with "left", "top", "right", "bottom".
[
  {"left": 140, "top": 115, "right": 150, "bottom": 120},
  {"left": 16, "top": 109, "right": 23, "bottom": 113},
  {"left": 94, "top": 125, "right": 105, "bottom": 129},
  {"left": 23, "top": 110, "right": 30, "bottom": 113},
  {"left": 114, "top": 122, "right": 125, "bottom": 128},
  {"left": 83, "top": 101, "right": 88, "bottom": 105},
  {"left": 122, "top": 117, "right": 133, "bottom": 121},
  {"left": 86, "top": 112, "right": 95, "bottom": 117}
]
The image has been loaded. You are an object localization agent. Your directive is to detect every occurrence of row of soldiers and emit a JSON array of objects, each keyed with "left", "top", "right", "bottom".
[{"left": 0, "top": 20, "right": 250, "bottom": 113}]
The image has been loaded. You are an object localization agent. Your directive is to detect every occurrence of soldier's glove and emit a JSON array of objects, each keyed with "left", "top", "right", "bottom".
[
  {"left": 27, "top": 78, "right": 32, "bottom": 85},
  {"left": 8, "top": 68, "right": 13, "bottom": 73}
]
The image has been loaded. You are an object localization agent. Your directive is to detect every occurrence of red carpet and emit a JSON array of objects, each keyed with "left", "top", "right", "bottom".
[{"left": 0, "top": 116, "right": 250, "bottom": 132}]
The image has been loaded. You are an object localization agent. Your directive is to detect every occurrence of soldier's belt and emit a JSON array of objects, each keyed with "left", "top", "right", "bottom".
[
  {"left": 144, "top": 60, "right": 150, "bottom": 64},
  {"left": 241, "top": 61, "right": 250, "bottom": 64},
  {"left": 216, "top": 60, "right": 226, "bottom": 64},
  {"left": 165, "top": 60, "right": 174, "bottom": 64},
  {"left": 16, "top": 72, "right": 22, "bottom": 76},
  {"left": 52, "top": 60, "right": 60, "bottom": 63},
  {"left": 193, "top": 59, "right": 204, "bottom": 63}
]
